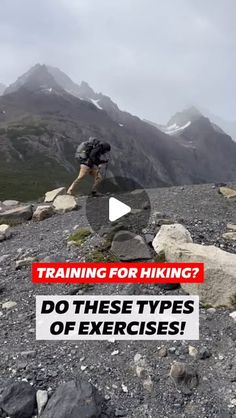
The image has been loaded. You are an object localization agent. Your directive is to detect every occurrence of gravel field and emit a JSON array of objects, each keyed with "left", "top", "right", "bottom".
[{"left": 0, "top": 183, "right": 236, "bottom": 418}]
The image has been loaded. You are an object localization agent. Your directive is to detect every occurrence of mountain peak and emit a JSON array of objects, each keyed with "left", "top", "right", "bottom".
[
  {"left": 167, "top": 106, "right": 202, "bottom": 127},
  {"left": 3, "top": 63, "right": 120, "bottom": 117},
  {"left": 79, "top": 81, "right": 96, "bottom": 99},
  {"left": 4, "top": 64, "right": 63, "bottom": 95}
]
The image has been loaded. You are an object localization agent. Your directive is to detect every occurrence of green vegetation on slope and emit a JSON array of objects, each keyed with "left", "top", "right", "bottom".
[
  {"left": 0, "top": 120, "right": 78, "bottom": 201},
  {"left": 68, "top": 228, "right": 92, "bottom": 246}
]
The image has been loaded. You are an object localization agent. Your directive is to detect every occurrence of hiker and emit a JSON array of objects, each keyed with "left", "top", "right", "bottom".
[{"left": 67, "top": 137, "right": 111, "bottom": 196}]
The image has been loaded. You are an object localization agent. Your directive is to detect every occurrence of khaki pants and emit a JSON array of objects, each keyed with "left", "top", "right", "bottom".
[{"left": 67, "top": 164, "right": 102, "bottom": 194}]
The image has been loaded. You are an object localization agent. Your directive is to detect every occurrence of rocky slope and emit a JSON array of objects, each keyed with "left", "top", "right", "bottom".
[
  {"left": 0, "top": 84, "right": 5, "bottom": 96},
  {"left": 1, "top": 66, "right": 236, "bottom": 202},
  {"left": 0, "top": 184, "right": 236, "bottom": 417},
  {"left": 199, "top": 109, "right": 236, "bottom": 142}
]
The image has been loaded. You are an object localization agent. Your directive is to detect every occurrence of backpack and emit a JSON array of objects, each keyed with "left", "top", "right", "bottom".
[{"left": 75, "top": 137, "right": 100, "bottom": 162}]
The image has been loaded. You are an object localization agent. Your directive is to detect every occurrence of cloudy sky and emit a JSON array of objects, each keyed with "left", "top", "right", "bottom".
[{"left": 0, "top": 0, "right": 236, "bottom": 123}]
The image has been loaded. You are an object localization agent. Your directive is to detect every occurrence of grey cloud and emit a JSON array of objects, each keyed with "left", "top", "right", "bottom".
[{"left": 0, "top": 0, "right": 236, "bottom": 123}]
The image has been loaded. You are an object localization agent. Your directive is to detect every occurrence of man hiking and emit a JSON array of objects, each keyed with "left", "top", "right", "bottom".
[{"left": 67, "top": 137, "right": 111, "bottom": 196}]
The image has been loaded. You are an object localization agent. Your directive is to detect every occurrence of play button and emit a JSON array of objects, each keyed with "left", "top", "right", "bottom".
[
  {"left": 85, "top": 176, "right": 151, "bottom": 237},
  {"left": 109, "top": 197, "right": 131, "bottom": 222}
]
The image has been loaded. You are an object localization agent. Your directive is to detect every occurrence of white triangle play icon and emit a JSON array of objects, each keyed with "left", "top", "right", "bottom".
[{"left": 109, "top": 197, "right": 131, "bottom": 222}]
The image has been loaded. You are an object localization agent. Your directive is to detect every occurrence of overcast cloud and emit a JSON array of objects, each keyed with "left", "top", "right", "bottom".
[{"left": 0, "top": 0, "right": 236, "bottom": 123}]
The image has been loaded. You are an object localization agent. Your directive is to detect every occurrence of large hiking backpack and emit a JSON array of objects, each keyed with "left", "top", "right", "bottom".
[{"left": 75, "top": 137, "right": 100, "bottom": 162}]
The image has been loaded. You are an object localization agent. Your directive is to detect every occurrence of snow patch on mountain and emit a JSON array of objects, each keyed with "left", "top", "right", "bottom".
[
  {"left": 164, "top": 121, "right": 191, "bottom": 135},
  {"left": 90, "top": 98, "right": 103, "bottom": 110}
]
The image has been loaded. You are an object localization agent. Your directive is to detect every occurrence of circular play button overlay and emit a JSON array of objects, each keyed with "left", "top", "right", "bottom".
[{"left": 86, "top": 176, "right": 151, "bottom": 237}]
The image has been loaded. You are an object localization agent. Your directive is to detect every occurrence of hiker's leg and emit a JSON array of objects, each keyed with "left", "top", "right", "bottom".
[
  {"left": 91, "top": 167, "right": 103, "bottom": 192},
  {"left": 67, "top": 165, "right": 89, "bottom": 194}
]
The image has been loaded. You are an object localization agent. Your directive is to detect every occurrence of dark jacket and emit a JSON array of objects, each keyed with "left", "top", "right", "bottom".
[{"left": 86, "top": 142, "right": 111, "bottom": 168}]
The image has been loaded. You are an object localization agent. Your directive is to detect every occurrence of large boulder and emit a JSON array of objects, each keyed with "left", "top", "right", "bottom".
[
  {"left": 219, "top": 186, "right": 236, "bottom": 199},
  {"left": 152, "top": 224, "right": 236, "bottom": 307},
  {"left": 163, "top": 241, "right": 236, "bottom": 308},
  {"left": 0, "top": 224, "right": 11, "bottom": 241},
  {"left": 0, "top": 381, "right": 36, "bottom": 418},
  {"left": 41, "top": 379, "right": 101, "bottom": 418},
  {"left": 53, "top": 195, "right": 78, "bottom": 213},
  {"left": 0, "top": 205, "right": 33, "bottom": 225},
  {"left": 111, "top": 231, "right": 152, "bottom": 261},
  {"left": 33, "top": 205, "right": 54, "bottom": 221},
  {"left": 44, "top": 187, "right": 66, "bottom": 203},
  {"left": 152, "top": 224, "right": 193, "bottom": 259}
]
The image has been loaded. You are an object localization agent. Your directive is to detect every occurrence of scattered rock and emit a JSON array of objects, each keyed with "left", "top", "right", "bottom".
[
  {"left": 0, "top": 224, "right": 11, "bottom": 241},
  {"left": 0, "top": 381, "right": 36, "bottom": 418},
  {"left": 189, "top": 345, "right": 198, "bottom": 358},
  {"left": 44, "top": 187, "right": 66, "bottom": 203},
  {"left": 3, "top": 200, "right": 20, "bottom": 207},
  {"left": 152, "top": 224, "right": 193, "bottom": 258},
  {"left": 2, "top": 301, "right": 17, "bottom": 309},
  {"left": 111, "top": 231, "right": 152, "bottom": 261},
  {"left": 0, "top": 254, "right": 11, "bottom": 264},
  {"left": 0, "top": 205, "right": 33, "bottom": 224},
  {"left": 36, "top": 390, "right": 48, "bottom": 416},
  {"left": 133, "top": 353, "right": 142, "bottom": 364},
  {"left": 198, "top": 347, "right": 211, "bottom": 360},
  {"left": 229, "top": 311, "right": 236, "bottom": 322},
  {"left": 33, "top": 205, "right": 54, "bottom": 221},
  {"left": 230, "top": 398, "right": 236, "bottom": 407},
  {"left": 219, "top": 186, "right": 236, "bottom": 199},
  {"left": 111, "top": 350, "right": 119, "bottom": 356},
  {"left": 207, "top": 308, "right": 216, "bottom": 313},
  {"left": 158, "top": 347, "right": 168, "bottom": 358},
  {"left": 142, "top": 376, "right": 153, "bottom": 392},
  {"left": 41, "top": 378, "right": 101, "bottom": 418},
  {"left": 227, "top": 224, "right": 236, "bottom": 231},
  {"left": 16, "top": 257, "right": 36, "bottom": 269},
  {"left": 121, "top": 384, "right": 128, "bottom": 393},
  {"left": 170, "top": 362, "right": 199, "bottom": 392},
  {"left": 136, "top": 366, "right": 147, "bottom": 379},
  {"left": 53, "top": 195, "right": 78, "bottom": 213},
  {"left": 222, "top": 232, "right": 236, "bottom": 241}
]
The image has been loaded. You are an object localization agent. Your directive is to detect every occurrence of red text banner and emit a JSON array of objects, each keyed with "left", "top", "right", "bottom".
[{"left": 32, "top": 262, "right": 204, "bottom": 284}]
